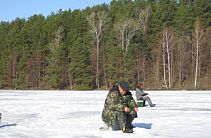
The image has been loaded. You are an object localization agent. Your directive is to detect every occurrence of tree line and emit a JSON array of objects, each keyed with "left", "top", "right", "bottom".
[{"left": 0, "top": 0, "right": 211, "bottom": 90}]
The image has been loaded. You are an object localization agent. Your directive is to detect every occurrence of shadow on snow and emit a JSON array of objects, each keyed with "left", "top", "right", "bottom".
[
  {"left": 0, "top": 123, "right": 17, "bottom": 128},
  {"left": 133, "top": 123, "right": 153, "bottom": 129}
]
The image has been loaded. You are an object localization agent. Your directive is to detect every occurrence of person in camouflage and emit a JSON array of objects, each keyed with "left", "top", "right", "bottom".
[{"left": 101, "top": 81, "right": 138, "bottom": 133}]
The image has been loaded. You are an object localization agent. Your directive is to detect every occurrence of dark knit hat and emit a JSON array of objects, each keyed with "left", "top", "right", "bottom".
[{"left": 119, "top": 81, "right": 129, "bottom": 91}]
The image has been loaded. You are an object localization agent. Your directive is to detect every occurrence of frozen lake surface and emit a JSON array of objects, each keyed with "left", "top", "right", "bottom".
[{"left": 0, "top": 90, "right": 211, "bottom": 138}]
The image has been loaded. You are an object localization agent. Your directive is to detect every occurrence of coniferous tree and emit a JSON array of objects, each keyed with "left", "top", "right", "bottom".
[
  {"left": 0, "top": 21, "right": 10, "bottom": 88},
  {"left": 6, "top": 18, "right": 25, "bottom": 89},
  {"left": 195, "top": 0, "right": 211, "bottom": 29},
  {"left": 69, "top": 37, "right": 93, "bottom": 90}
]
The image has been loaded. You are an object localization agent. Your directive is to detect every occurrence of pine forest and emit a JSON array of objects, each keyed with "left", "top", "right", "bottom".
[{"left": 0, "top": 0, "right": 211, "bottom": 90}]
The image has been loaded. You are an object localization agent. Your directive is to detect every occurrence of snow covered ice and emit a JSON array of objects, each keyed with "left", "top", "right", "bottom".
[{"left": 0, "top": 90, "right": 211, "bottom": 138}]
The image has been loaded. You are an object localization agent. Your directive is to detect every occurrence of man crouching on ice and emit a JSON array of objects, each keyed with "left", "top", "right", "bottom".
[{"left": 101, "top": 81, "right": 138, "bottom": 133}]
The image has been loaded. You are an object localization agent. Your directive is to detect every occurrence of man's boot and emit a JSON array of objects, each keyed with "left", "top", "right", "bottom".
[
  {"left": 124, "top": 115, "right": 134, "bottom": 133},
  {"left": 118, "top": 114, "right": 127, "bottom": 132}
]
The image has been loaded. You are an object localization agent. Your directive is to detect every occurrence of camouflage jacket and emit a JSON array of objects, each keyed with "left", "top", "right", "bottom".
[{"left": 101, "top": 85, "right": 137, "bottom": 127}]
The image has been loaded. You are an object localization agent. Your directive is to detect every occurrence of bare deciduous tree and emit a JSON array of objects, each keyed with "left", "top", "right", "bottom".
[
  {"left": 136, "top": 5, "right": 152, "bottom": 84},
  {"left": 114, "top": 17, "right": 139, "bottom": 74},
  {"left": 114, "top": 18, "right": 139, "bottom": 57},
  {"left": 137, "top": 5, "right": 152, "bottom": 36},
  {"left": 86, "top": 11, "right": 109, "bottom": 89},
  {"left": 189, "top": 19, "right": 204, "bottom": 89},
  {"left": 49, "top": 26, "right": 64, "bottom": 67},
  {"left": 162, "top": 27, "right": 174, "bottom": 89}
]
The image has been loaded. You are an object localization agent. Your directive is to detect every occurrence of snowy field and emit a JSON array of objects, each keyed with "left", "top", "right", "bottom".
[{"left": 0, "top": 90, "right": 211, "bottom": 138}]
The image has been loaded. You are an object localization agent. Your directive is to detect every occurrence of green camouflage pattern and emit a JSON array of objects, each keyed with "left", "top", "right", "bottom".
[
  {"left": 101, "top": 88, "right": 137, "bottom": 127},
  {"left": 125, "top": 94, "right": 138, "bottom": 116}
]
